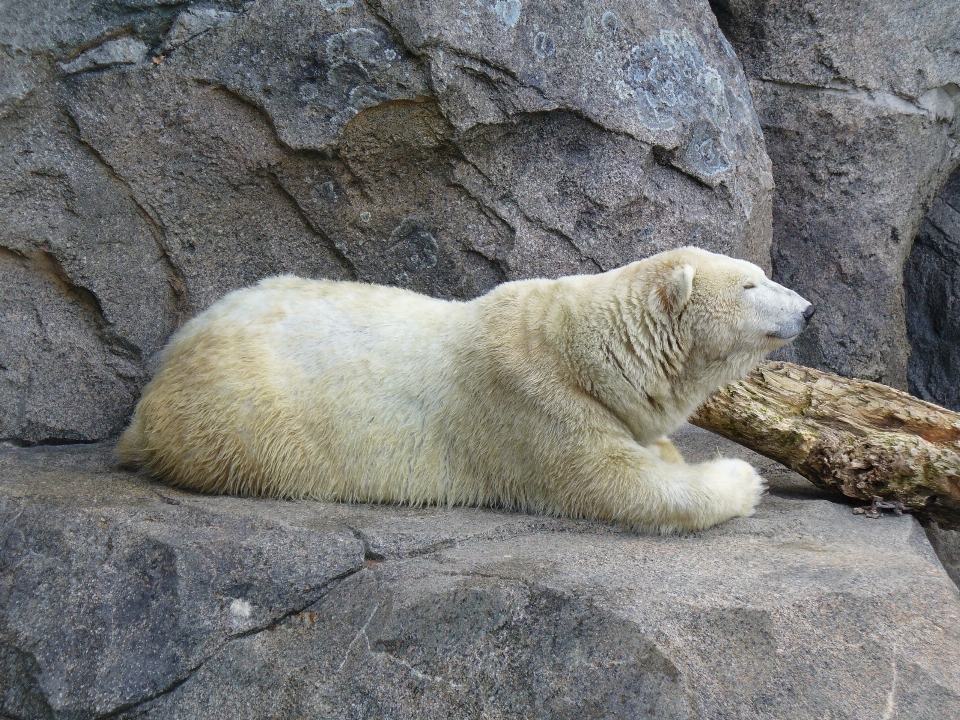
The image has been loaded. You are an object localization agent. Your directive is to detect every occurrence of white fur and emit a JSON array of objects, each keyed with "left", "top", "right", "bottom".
[{"left": 117, "top": 247, "right": 811, "bottom": 532}]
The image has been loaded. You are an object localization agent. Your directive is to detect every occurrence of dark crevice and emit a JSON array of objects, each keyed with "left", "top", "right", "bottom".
[
  {"left": 649, "top": 144, "right": 720, "bottom": 192},
  {"left": 433, "top": 45, "right": 524, "bottom": 85},
  {"left": 45, "top": 250, "right": 143, "bottom": 363},
  {"left": 150, "top": 489, "right": 183, "bottom": 506},
  {"left": 203, "top": 84, "right": 369, "bottom": 280},
  {"left": 325, "top": 148, "right": 374, "bottom": 202},
  {"left": 755, "top": 77, "right": 852, "bottom": 93},
  {"left": 342, "top": 521, "right": 463, "bottom": 562},
  {"left": 511, "top": 203, "right": 603, "bottom": 273},
  {"left": 346, "top": 525, "right": 387, "bottom": 563},
  {"left": 94, "top": 663, "right": 202, "bottom": 720},
  {"left": 1, "top": 245, "right": 102, "bottom": 318},
  {"left": 442, "top": 49, "right": 529, "bottom": 105},
  {"left": 550, "top": 105, "right": 638, "bottom": 143},
  {"left": 445, "top": 166, "right": 518, "bottom": 259},
  {"left": 457, "top": 242, "right": 509, "bottom": 282},
  {"left": 229, "top": 563, "right": 364, "bottom": 640},
  {"left": 344, "top": 524, "right": 484, "bottom": 564},
  {"left": 0, "top": 436, "right": 99, "bottom": 448},
  {"left": 461, "top": 101, "right": 687, "bottom": 198},
  {"left": 904, "top": 164, "right": 960, "bottom": 412},
  {"left": 404, "top": 538, "right": 460, "bottom": 557},
  {"left": 707, "top": 0, "right": 734, "bottom": 28},
  {"left": 440, "top": 150, "right": 513, "bottom": 275},
  {"left": 339, "top": 517, "right": 623, "bottom": 564},
  {"left": 438, "top": 569, "right": 528, "bottom": 583},
  {"left": 411, "top": 39, "right": 616, "bottom": 143},
  {"left": 921, "top": 521, "right": 960, "bottom": 591},
  {"left": 459, "top": 64, "right": 514, "bottom": 97},
  {"left": 442, "top": 176, "right": 513, "bottom": 264},
  {"left": 433, "top": 49, "right": 636, "bottom": 145},
  {"left": 109, "top": 184, "right": 187, "bottom": 319}
]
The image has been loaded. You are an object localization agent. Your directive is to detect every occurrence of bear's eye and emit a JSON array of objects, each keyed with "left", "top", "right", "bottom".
[{"left": 743, "top": 282, "right": 756, "bottom": 290}]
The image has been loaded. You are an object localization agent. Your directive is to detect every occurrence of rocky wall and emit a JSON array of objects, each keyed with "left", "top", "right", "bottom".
[
  {"left": 0, "top": 0, "right": 772, "bottom": 444},
  {"left": 712, "top": 0, "right": 960, "bottom": 388}
]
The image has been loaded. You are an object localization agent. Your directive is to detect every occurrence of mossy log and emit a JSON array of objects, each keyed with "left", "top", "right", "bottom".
[{"left": 690, "top": 361, "right": 960, "bottom": 518}]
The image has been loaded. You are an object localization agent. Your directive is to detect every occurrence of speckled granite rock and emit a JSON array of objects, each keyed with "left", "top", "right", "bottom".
[
  {"left": 713, "top": 0, "right": 960, "bottom": 388},
  {"left": 2, "top": 426, "right": 958, "bottom": 719},
  {"left": 926, "top": 522, "right": 960, "bottom": 590},
  {"left": 0, "top": 0, "right": 772, "bottom": 444}
]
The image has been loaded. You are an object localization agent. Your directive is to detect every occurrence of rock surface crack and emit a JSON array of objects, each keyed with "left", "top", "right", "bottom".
[
  {"left": 267, "top": 172, "right": 359, "bottom": 279},
  {"left": 89, "top": 562, "right": 366, "bottom": 719},
  {"left": 757, "top": 77, "right": 942, "bottom": 118},
  {"left": 337, "top": 602, "right": 379, "bottom": 670},
  {"left": 449, "top": 151, "right": 603, "bottom": 272},
  {"left": 65, "top": 108, "right": 188, "bottom": 318}
]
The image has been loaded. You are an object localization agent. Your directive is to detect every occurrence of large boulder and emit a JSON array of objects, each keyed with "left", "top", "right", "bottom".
[
  {"left": 712, "top": 0, "right": 960, "bottom": 388},
  {"left": 0, "top": 0, "right": 772, "bottom": 444},
  {"left": 2, "top": 426, "right": 959, "bottom": 719}
]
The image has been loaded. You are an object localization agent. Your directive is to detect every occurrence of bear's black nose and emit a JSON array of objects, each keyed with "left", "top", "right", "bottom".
[{"left": 803, "top": 304, "right": 816, "bottom": 321}]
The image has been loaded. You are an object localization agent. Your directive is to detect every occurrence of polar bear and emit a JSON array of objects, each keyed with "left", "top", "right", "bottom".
[{"left": 117, "top": 247, "right": 813, "bottom": 532}]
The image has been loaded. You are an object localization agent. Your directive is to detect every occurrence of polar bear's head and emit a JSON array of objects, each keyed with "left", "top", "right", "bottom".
[{"left": 637, "top": 246, "right": 813, "bottom": 389}]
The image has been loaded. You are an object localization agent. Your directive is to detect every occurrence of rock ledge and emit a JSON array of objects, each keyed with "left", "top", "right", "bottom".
[{"left": 2, "top": 426, "right": 959, "bottom": 719}]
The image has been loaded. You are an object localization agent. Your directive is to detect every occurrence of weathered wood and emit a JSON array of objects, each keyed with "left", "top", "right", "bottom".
[{"left": 690, "top": 361, "right": 960, "bottom": 518}]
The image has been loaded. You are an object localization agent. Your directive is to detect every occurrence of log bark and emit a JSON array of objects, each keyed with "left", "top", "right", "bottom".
[{"left": 690, "top": 361, "right": 960, "bottom": 518}]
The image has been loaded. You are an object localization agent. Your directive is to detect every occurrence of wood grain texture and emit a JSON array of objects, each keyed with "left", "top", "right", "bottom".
[{"left": 690, "top": 361, "right": 960, "bottom": 518}]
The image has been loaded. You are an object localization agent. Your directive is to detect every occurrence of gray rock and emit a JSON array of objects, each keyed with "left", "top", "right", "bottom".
[
  {"left": 160, "top": 8, "right": 237, "bottom": 54},
  {"left": 713, "top": 0, "right": 960, "bottom": 387},
  {"left": 60, "top": 38, "right": 149, "bottom": 75},
  {"left": 0, "top": 248, "right": 144, "bottom": 443},
  {"left": 0, "top": 0, "right": 197, "bottom": 57},
  {"left": 925, "top": 521, "right": 960, "bottom": 590},
  {"left": 0, "top": 100, "right": 180, "bottom": 443},
  {"left": 0, "top": 0, "right": 773, "bottom": 444},
  {"left": 2, "top": 426, "right": 959, "bottom": 719},
  {"left": 905, "top": 166, "right": 960, "bottom": 411},
  {"left": 0, "top": 443, "right": 363, "bottom": 719}
]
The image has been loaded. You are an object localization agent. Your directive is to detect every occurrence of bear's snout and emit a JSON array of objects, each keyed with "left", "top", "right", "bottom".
[
  {"left": 757, "top": 281, "right": 814, "bottom": 341},
  {"left": 798, "top": 303, "right": 817, "bottom": 332}
]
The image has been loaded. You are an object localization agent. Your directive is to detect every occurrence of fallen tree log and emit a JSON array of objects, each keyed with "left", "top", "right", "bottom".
[{"left": 690, "top": 361, "right": 960, "bottom": 519}]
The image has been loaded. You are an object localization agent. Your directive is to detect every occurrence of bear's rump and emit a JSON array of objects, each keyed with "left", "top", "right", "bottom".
[{"left": 135, "top": 283, "right": 464, "bottom": 499}]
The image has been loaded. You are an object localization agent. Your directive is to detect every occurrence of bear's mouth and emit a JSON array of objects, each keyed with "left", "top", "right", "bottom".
[{"left": 770, "top": 306, "right": 815, "bottom": 341}]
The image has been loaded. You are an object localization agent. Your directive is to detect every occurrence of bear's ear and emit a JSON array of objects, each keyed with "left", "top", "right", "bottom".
[{"left": 658, "top": 264, "right": 695, "bottom": 315}]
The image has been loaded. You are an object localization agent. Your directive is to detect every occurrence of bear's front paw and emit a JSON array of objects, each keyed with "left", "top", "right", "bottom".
[{"left": 700, "top": 458, "right": 766, "bottom": 519}]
